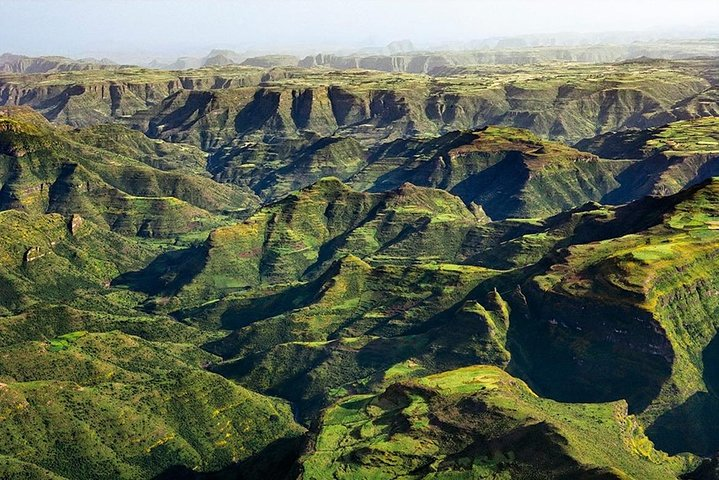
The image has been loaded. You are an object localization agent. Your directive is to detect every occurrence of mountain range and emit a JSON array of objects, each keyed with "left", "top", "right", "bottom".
[{"left": 4, "top": 53, "right": 719, "bottom": 479}]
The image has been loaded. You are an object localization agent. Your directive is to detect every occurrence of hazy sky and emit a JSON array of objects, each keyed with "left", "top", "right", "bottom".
[{"left": 3, "top": 0, "right": 719, "bottom": 61}]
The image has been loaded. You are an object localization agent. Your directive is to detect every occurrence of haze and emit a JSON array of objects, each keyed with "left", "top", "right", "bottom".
[{"left": 3, "top": 0, "right": 719, "bottom": 62}]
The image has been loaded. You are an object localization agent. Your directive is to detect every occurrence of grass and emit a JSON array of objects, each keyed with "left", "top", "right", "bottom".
[
  {"left": 48, "top": 330, "right": 87, "bottom": 352},
  {"left": 4, "top": 58, "right": 719, "bottom": 479},
  {"left": 645, "top": 118, "right": 719, "bottom": 156},
  {"left": 0, "top": 106, "right": 258, "bottom": 238},
  {"left": 303, "top": 366, "right": 690, "bottom": 480},
  {"left": 418, "top": 366, "right": 502, "bottom": 393},
  {"left": 520, "top": 179, "right": 719, "bottom": 444},
  {"left": 0, "top": 332, "right": 304, "bottom": 479}
]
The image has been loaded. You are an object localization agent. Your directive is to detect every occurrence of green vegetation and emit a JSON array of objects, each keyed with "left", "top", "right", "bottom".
[
  {"left": 48, "top": 330, "right": 87, "bottom": 351},
  {"left": 359, "top": 126, "right": 629, "bottom": 219},
  {"left": 577, "top": 118, "right": 719, "bottom": 201},
  {"left": 129, "top": 177, "right": 482, "bottom": 306},
  {"left": 0, "top": 208, "right": 157, "bottom": 314},
  {"left": 0, "top": 331, "right": 303, "bottom": 480},
  {"left": 69, "top": 124, "right": 209, "bottom": 173},
  {"left": 0, "top": 205, "right": 303, "bottom": 479},
  {"left": 0, "top": 106, "right": 257, "bottom": 237},
  {"left": 578, "top": 117, "right": 719, "bottom": 160},
  {"left": 510, "top": 180, "right": 719, "bottom": 451},
  {"left": 303, "top": 366, "right": 689, "bottom": 479},
  {"left": 3, "top": 58, "right": 719, "bottom": 479}
]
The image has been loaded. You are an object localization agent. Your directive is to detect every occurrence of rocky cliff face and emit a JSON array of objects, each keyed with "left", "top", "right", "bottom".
[
  {"left": 1, "top": 60, "right": 716, "bottom": 147},
  {"left": 0, "top": 67, "right": 266, "bottom": 128},
  {"left": 138, "top": 64, "right": 710, "bottom": 147},
  {"left": 503, "top": 180, "right": 719, "bottom": 456}
]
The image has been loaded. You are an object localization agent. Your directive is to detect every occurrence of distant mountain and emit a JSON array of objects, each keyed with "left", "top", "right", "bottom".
[
  {"left": 299, "top": 40, "right": 719, "bottom": 73},
  {"left": 0, "top": 52, "right": 116, "bottom": 74},
  {"left": 3, "top": 58, "right": 715, "bottom": 149},
  {"left": 149, "top": 56, "right": 204, "bottom": 70},
  {"left": 148, "top": 49, "right": 250, "bottom": 70},
  {"left": 386, "top": 39, "right": 415, "bottom": 54},
  {"left": 241, "top": 55, "right": 299, "bottom": 68}
]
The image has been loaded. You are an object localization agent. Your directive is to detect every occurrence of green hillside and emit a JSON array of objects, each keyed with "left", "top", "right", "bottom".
[
  {"left": 0, "top": 331, "right": 303, "bottom": 480},
  {"left": 3, "top": 55, "right": 719, "bottom": 479},
  {"left": 302, "top": 366, "right": 689, "bottom": 479},
  {"left": 0, "top": 106, "right": 257, "bottom": 237},
  {"left": 577, "top": 118, "right": 719, "bottom": 202}
]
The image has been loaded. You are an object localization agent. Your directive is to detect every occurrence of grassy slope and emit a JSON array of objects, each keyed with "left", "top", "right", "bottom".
[
  {"left": 355, "top": 126, "right": 629, "bottom": 219},
  {"left": 204, "top": 259, "right": 507, "bottom": 419},
  {"left": 0, "top": 123, "right": 307, "bottom": 478},
  {"left": 138, "top": 178, "right": 480, "bottom": 307},
  {"left": 0, "top": 331, "right": 303, "bottom": 480},
  {"left": 508, "top": 179, "right": 719, "bottom": 455},
  {"left": 115, "top": 178, "right": 524, "bottom": 421},
  {"left": 302, "top": 366, "right": 688, "bottom": 480},
  {"left": 0, "top": 106, "right": 257, "bottom": 237},
  {"left": 68, "top": 124, "right": 209, "bottom": 173},
  {"left": 0, "top": 209, "right": 154, "bottom": 314},
  {"left": 0, "top": 209, "right": 304, "bottom": 479}
]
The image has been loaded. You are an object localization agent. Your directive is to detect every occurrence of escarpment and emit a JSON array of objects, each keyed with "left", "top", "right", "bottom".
[{"left": 1, "top": 59, "right": 715, "bottom": 148}]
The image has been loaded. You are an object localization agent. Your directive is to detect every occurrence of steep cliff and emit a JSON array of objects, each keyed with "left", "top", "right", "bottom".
[
  {"left": 578, "top": 117, "right": 719, "bottom": 202},
  {"left": 1, "top": 60, "right": 715, "bottom": 147}
]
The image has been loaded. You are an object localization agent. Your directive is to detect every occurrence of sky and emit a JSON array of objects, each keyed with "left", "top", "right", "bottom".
[{"left": 2, "top": 0, "right": 719, "bottom": 62}]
